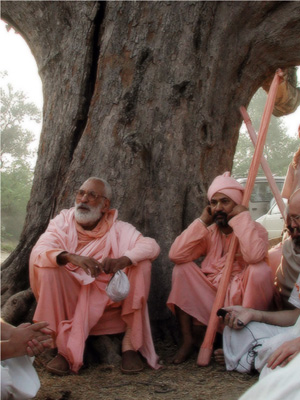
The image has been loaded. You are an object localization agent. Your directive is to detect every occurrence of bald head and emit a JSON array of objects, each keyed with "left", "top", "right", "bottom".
[{"left": 84, "top": 177, "right": 112, "bottom": 200}]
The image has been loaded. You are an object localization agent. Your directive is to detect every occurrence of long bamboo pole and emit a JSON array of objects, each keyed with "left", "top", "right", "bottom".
[
  {"left": 240, "top": 106, "right": 286, "bottom": 219},
  {"left": 197, "top": 69, "right": 282, "bottom": 366}
]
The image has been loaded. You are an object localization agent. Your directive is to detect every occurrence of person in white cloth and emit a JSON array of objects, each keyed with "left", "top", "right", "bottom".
[
  {"left": 215, "top": 188, "right": 300, "bottom": 378},
  {"left": 238, "top": 352, "right": 300, "bottom": 400},
  {"left": 1, "top": 318, "right": 52, "bottom": 399}
]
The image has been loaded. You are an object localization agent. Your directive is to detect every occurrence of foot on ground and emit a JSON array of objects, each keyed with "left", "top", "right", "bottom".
[
  {"left": 121, "top": 350, "right": 144, "bottom": 374},
  {"left": 46, "top": 354, "right": 70, "bottom": 376},
  {"left": 172, "top": 342, "right": 195, "bottom": 364},
  {"left": 214, "top": 348, "right": 225, "bottom": 365}
]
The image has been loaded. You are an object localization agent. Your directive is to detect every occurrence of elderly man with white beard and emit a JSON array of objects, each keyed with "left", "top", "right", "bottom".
[{"left": 29, "top": 177, "right": 160, "bottom": 376}]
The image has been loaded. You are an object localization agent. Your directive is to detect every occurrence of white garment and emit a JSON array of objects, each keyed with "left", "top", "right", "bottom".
[
  {"left": 223, "top": 273, "right": 300, "bottom": 375},
  {"left": 289, "top": 273, "right": 300, "bottom": 309},
  {"left": 1, "top": 356, "right": 40, "bottom": 400},
  {"left": 239, "top": 352, "right": 300, "bottom": 400},
  {"left": 223, "top": 321, "right": 297, "bottom": 374}
]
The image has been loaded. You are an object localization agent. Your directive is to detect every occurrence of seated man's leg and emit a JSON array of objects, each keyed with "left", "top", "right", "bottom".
[
  {"left": 167, "top": 262, "right": 216, "bottom": 363},
  {"left": 32, "top": 266, "right": 81, "bottom": 333},
  {"left": 32, "top": 266, "right": 81, "bottom": 375},
  {"left": 121, "top": 260, "right": 159, "bottom": 372},
  {"left": 242, "top": 262, "right": 274, "bottom": 310}
]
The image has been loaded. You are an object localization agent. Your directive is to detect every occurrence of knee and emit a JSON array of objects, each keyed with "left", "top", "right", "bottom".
[
  {"left": 247, "top": 263, "right": 272, "bottom": 286},
  {"left": 127, "top": 259, "right": 152, "bottom": 280},
  {"left": 172, "top": 262, "right": 196, "bottom": 280}
]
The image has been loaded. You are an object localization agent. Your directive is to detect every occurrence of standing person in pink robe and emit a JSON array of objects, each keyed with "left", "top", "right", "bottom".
[
  {"left": 167, "top": 172, "right": 274, "bottom": 364},
  {"left": 29, "top": 177, "right": 160, "bottom": 375}
]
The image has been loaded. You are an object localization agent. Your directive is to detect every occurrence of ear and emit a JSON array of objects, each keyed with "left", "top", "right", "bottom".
[{"left": 102, "top": 198, "right": 110, "bottom": 213}]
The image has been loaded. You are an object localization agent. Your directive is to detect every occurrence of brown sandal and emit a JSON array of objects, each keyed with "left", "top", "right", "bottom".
[
  {"left": 46, "top": 354, "right": 71, "bottom": 376},
  {"left": 121, "top": 350, "right": 144, "bottom": 374}
]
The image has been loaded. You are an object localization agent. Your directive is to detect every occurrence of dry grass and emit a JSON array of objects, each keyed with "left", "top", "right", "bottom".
[{"left": 33, "top": 341, "right": 258, "bottom": 400}]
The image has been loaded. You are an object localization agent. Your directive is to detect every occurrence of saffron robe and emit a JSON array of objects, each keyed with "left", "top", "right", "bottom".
[
  {"left": 30, "top": 208, "right": 160, "bottom": 372},
  {"left": 167, "top": 212, "right": 274, "bottom": 326}
]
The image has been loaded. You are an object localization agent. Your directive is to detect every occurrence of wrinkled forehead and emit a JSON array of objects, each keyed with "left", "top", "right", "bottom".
[
  {"left": 288, "top": 189, "right": 300, "bottom": 216},
  {"left": 211, "top": 192, "right": 232, "bottom": 202},
  {"left": 288, "top": 202, "right": 300, "bottom": 217},
  {"left": 79, "top": 179, "right": 104, "bottom": 194}
]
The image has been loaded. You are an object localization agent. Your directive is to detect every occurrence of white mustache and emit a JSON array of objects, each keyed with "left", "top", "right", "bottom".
[{"left": 76, "top": 203, "right": 90, "bottom": 211}]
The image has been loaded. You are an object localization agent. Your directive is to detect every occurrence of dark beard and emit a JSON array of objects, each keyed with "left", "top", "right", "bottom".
[{"left": 213, "top": 211, "right": 229, "bottom": 228}]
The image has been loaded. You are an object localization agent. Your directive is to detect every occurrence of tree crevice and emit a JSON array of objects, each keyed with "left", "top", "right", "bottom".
[{"left": 68, "top": 2, "right": 107, "bottom": 161}]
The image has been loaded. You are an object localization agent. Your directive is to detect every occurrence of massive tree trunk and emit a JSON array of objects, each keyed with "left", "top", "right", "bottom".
[{"left": 2, "top": 1, "right": 300, "bottom": 329}]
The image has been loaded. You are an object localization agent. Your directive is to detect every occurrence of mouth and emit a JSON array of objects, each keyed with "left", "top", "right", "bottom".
[{"left": 76, "top": 204, "right": 91, "bottom": 212}]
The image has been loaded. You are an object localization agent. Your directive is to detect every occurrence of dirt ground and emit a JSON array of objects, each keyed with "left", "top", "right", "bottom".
[
  {"left": 33, "top": 340, "right": 258, "bottom": 400},
  {"left": 1, "top": 249, "right": 257, "bottom": 399}
]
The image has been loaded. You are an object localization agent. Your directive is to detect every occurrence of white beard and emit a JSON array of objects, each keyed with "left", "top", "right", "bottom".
[{"left": 74, "top": 202, "right": 103, "bottom": 226}]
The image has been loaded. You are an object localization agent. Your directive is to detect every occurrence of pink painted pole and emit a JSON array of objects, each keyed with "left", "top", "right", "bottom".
[
  {"left": 197, "top": 69, "right": 282, "bottom": 366},
  {"left": 240, "top": 106, "right": 286, "bottom": 219}
]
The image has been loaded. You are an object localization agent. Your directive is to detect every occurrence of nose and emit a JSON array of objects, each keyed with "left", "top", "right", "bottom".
[
  {"left": 215, "top": 201, "right": 223, "bottom": 211},
  {"left": 81, "top": 193, "right": 89, "bottom": 203},
  {"left": 290, "top": 218, "right": 298, "bottom": 229}
]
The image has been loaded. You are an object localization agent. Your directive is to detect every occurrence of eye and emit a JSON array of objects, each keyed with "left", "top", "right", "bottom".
[
  {"left": 88, "top": 191, "right": 98, "bottom": 200},
  {"left": 222, "top": 199, "right": 230, "bottom": 204}
]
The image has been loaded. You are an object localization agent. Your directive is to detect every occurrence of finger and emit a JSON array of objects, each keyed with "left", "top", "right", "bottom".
[
  {"left": 26, "top": 346, "right": 35, "bottom": 357},
  {"left": 236, "top": 319, "right": 245, "bottom": 328},
  {"left": 27, "top": 340, "right": 40, "bottom": 356},
  {"left": 42, "top": 338, "right": 53, "bottom": 348},
  {"left": 103, "top": 259, "right": 113, "bottom": 274},
  {"left": 30, "top": 338, "right": 45, "bottom": 354},
  {"left": 34, "top": 334, "right": 52, "bottom": 342},
  {"left": 268, "top": 352, "right": 284, "bottom": 369},
  {"left": 40, "top": 327, "right": 53, "bottom": 335},
  {"left": 18, "top": 322, "right": 31, "bottom": 328},
  {"left": 30, "top": 321, "right": 50, "bottom": 331}
]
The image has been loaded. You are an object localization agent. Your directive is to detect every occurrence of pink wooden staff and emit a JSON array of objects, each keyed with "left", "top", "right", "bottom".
[
  {"left": 197, "top": 69, "right": 282, "bottom": 366},
  {"left": 240, "top": 106, "right": 286, "bottom": 219}
]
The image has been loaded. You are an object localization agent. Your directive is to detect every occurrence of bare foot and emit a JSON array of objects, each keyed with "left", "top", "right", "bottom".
[
  {"left": 214, "top": 348, "right": 225, "bottom": 365},
  {"left": 172, "top": 342, "right": 195, "bottom": 364},
  {"left": 121, "top": 350, "right": 144, "bottom": 374},
  {"left": 46, "top": 354, "right": 70, "bottom": 376}
]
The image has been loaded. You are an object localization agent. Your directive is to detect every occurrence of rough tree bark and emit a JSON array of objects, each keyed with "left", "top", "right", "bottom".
[{"left": 1, "top": 1, "right": 300, "bottom": 334}]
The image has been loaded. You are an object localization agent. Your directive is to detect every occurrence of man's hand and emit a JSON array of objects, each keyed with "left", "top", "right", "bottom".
[
  {"left": 267, "top": 337, "right": 300, "bottom": 370},
  {"left": 57, "top": 252, "right": 103, "bottom": 278},
  {"left": 102, "top": 256, "right": 132, "bottom": 274},
  {"left": 227, "top": 205, "right": 248, "bottom": 220},
  {"left": 220, "top": 305, "right": 256, "bottom": 329},
  {"left": 1, "top": 321, "right": 53, "bottom": 360},
  {"left": 200, "top": 206, "right": 214, "bottom": 226}
]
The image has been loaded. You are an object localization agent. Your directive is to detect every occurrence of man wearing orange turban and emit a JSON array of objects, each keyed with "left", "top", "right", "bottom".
[{"left": 167, "top": 172, "right": 274, "bottom": 364}]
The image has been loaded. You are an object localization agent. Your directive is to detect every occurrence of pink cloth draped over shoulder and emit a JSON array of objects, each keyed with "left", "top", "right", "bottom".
[
  {"left": 30, "top": 208, "right": 160, "bottom": 372},
  {"left": 167, "top": 212, "right": 274, "bottom": 327}
]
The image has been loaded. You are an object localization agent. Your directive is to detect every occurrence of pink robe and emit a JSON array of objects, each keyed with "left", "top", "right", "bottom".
[
  {"left": 29, "top": 208, "right": 160, "bottom": 372},
  {"left": 167, "top": 212, "right": 274, "bottom": 326}
]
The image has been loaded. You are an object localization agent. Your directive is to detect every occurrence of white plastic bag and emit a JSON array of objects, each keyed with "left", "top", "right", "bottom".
[{"left": 105, "top": 270, "right": 130, "bottom": 302}]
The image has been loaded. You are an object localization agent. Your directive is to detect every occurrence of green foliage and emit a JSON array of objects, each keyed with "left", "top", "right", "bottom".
[
  {"left": 233, "top": 88, "right": 299, "bottom": 178},
  {"left": 1, "top": 73, "right": 41, "bottom": 242}
]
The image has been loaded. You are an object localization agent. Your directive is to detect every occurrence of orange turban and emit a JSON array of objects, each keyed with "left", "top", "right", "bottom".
[{"left": 207, "top": 172, "right": 244, "bottom": 205}]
